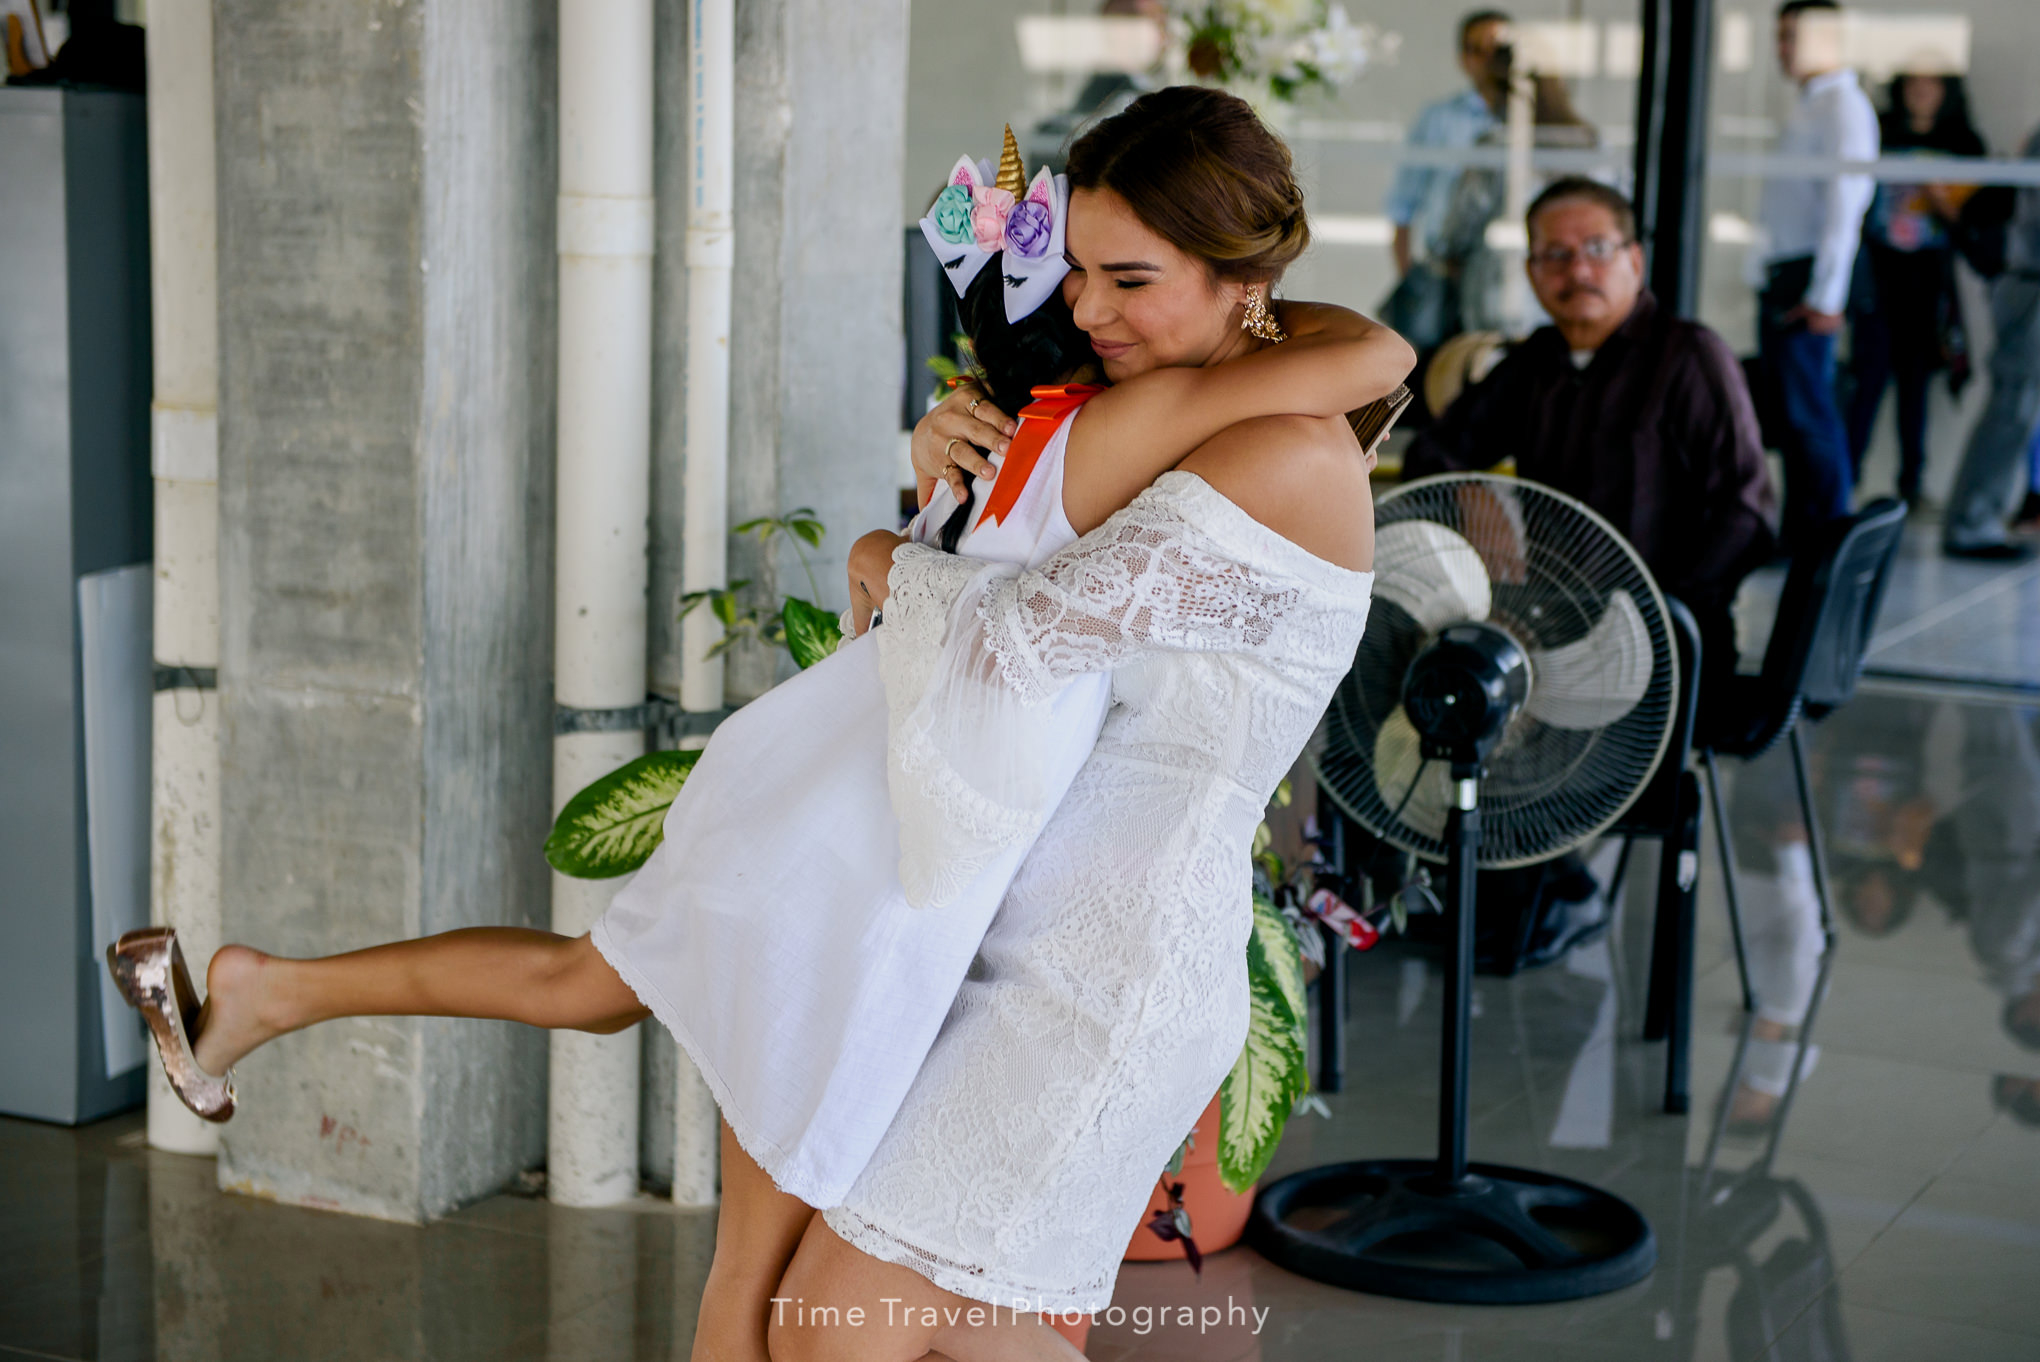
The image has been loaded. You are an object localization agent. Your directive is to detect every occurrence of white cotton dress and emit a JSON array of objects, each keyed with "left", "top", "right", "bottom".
[
  {"left": 822, "top": 471, "right": 1375, "bottom": 1312},
  {"left": 590, "top": 406, "right": 1110, "bottom": 1209}
]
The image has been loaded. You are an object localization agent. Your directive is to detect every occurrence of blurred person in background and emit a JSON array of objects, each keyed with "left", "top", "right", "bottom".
[
  {"left": 1845, "top": 70, "right": 1985, "bottom": 510},
  {"left": 1755, "top": 0, "right": 1878, "bottom": 550},
  {"left": 1942, "top": 120, "right": 2040, "bottom": 562},
  {"left": 1380, "top": 9, "right": 1510, "bottom": 352},
  {"left": 1444, "top": 70, "right": 1600, "bottom": 336}
]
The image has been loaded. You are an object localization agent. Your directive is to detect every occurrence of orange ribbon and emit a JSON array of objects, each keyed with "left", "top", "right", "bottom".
[{"left": 977, "top": 384, "right": 1105, "bottom": 529}]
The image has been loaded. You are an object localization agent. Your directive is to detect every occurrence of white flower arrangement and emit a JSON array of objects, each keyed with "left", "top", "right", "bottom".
[{"left": 1174, "top": 1, "right": 1387, "bottom": 102}]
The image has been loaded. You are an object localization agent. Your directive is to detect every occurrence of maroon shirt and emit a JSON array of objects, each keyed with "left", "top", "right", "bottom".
[{"left": 1404, "top": 292, "right": 1776, "bottom": 613}]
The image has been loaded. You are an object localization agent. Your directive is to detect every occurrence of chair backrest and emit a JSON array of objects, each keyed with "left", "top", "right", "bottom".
[{"left": 1758, "top": 498, "right": 1908, "bottom": 718}]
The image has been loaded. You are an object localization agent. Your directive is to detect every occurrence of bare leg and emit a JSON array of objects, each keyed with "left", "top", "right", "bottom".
[
  {"left": 692, "top": 1118, "right": 818, "bottom": 1362},
  {"left": 767, "top": 1216, "right": 1085, "bottom": 1362},
  {"left": 191, "top": 930, "right": 646, "bottom": 1075}
]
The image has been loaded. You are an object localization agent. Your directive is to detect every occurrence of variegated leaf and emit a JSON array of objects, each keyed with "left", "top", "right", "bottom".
[
  {"left": 781, "top": 596, "right": 843, "bottom": 671},
  {"left": 1252, "top": 893, "right": 1309, "bottom": 1032},
  {"left": 1216, "top": 897, "right": 1310, "bottom": 1193},
  {"left": 544, "top": 749, "right": 702, "bottom": 880}
]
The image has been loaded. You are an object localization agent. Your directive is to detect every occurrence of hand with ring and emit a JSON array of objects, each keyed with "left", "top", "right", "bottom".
[{"left": 910, "top": 380, "right": 1016, "bottom": 507}]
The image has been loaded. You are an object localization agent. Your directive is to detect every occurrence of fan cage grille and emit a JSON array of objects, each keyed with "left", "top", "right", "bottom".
[{"left": 1314, "top": 473, "right": 1679, "bottom": 869}]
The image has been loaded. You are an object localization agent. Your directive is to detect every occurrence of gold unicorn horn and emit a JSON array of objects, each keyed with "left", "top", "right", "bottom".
[{"left": 995, "top": 124, "right": 1026, "bottom": 196}]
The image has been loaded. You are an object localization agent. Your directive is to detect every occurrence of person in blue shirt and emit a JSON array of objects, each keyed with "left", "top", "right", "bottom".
[{"left": 1381, "top": 10, "right": 1510, "bottom": 351}]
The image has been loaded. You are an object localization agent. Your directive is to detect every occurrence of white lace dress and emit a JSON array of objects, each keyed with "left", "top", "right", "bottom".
[
  {"left": 823, "top": 471, "right": 1375, "bottom": 1312},
  {"left": 590, "top": 409, "right": 1109, "bottom": 1208}
]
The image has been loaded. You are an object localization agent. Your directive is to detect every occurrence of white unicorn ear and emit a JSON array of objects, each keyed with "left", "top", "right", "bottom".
[
  {"left": 1022, "top": 166, "right": 1055, "bottom": 210},
  {"left": 919, "top": 153, "right": 995, "bottom": 296},
  {"left": 1000, "top": 172, "right": 1072, "bottom": 323}
]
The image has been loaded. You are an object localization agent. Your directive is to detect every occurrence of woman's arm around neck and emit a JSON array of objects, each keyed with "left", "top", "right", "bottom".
[{"left": 1064, "top": 302, "right": 1411, "bottom": 534}]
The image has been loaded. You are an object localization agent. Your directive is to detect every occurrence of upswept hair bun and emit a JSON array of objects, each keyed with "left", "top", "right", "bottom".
[{"left": 1065, "top": 85, "right": 1310, "bottom": 284}]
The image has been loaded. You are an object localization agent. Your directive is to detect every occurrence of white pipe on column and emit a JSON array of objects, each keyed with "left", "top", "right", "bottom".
[
  {"left": 144, "top": 0, "right": 222, "bottom": 1158},
  {"left": 671, "top": 0, "right": 735, "bottom": 1208},
  {"left": 550, "top": 0, "right": 657, "bottom": 1208}
]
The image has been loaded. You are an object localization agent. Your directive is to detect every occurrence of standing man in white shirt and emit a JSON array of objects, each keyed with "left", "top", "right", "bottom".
[{"left": 1756, "top": 0, "right": 1880, "bottom": 548}]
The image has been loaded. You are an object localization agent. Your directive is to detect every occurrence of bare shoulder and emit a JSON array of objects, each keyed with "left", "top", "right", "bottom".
[{"left": 1175, "top": 415, "right": 1375, "bottom": 572}]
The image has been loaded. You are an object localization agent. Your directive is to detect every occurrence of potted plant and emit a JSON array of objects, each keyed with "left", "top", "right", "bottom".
[
  {"left": 1127, "top": 784, "right": 1409, "bottom": 1270},
  {"left": 543, "top": 510, "right": 842, "bottom": 879}
]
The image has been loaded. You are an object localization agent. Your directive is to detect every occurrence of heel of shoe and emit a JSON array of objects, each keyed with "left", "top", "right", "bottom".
[{"left": 106, "top": 928, "right": 237, "bottom": 1124}]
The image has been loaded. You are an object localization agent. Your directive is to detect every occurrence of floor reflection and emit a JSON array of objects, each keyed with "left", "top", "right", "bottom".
[{"left": 4, "top": 693, "right": 2036, "bottom": 1362}]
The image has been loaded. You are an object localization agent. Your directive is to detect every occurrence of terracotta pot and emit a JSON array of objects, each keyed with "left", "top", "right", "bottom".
[{"left": 1123, "top": 1093, "right": 1255, "bottom": 1262}]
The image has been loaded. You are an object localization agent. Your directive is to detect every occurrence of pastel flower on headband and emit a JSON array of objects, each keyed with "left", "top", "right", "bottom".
[
  {"left": 916, "top": 127, "right": 1072, "bottom": 322},
  {"left": 1004, "top": 198, "right": 1053, "bottom": 260},
  {"left": 971, "top": 187, "right": 1015, "bottom": 252},
  {"left": 930, "top": 184, "right": 975, "bottom": 245}
]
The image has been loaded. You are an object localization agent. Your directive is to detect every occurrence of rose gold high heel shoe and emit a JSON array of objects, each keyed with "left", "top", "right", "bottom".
[{"left": 105, "top": 927, "right": 236, "bottom": 1122}]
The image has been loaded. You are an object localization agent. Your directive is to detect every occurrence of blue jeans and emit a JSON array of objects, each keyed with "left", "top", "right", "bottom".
[
  {"left": 1944, "top": 275, "right": 2040, "bottom": 549},
  {"left": 1761, "top": 260, "right": 1856, "bottom": 544}
]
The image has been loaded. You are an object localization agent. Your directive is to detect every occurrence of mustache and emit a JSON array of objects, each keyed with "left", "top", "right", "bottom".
[{"left": 1555, "top": 283, "right": 1606, "bottom": 300}]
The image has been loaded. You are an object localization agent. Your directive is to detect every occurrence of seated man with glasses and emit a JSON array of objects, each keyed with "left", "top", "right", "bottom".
[
  {"left": 1403, "top": 178, "right": 1777, "bottom": 970},
  {"left": 1405, "top": 177, "right": 1776, "bottom": 699}
]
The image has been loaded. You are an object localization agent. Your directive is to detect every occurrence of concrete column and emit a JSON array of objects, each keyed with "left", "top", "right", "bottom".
[
  {"left": 213, "top": 0, "right": 556, "bottom": 1221},
  {"left": 724, "top": 0, "right": 908, "bottom": 700},
  {"left": 145, "top": 0, "right": 222, "bottom": 1159},
  {"left": 642, "top": 0, "right": 911, "bottom": 1201}
]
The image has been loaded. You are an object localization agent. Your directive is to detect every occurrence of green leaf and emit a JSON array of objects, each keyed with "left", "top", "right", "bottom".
[
  {"left": 733, "top": 515, "right": 779, "bottom": 537},
  {"left": 1252, "top": 892, "right": 1309, "bottom": 1028},
  {"left": 788, "top": 518, "right": 825, "bottom": 549},
  {"left": 781, "top": 596, "right": 843, "bottom": 671},
  {"left": 1216, "top": 895, "right": 1311, "bottom": 1193},
  {"left": 544, "top": 749, "right": 702, "bottom": 879}
]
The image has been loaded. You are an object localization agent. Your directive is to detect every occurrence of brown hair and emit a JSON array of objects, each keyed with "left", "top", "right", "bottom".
[{"left": 1064, "top": 85, "right": 1309, "bottom": 285}]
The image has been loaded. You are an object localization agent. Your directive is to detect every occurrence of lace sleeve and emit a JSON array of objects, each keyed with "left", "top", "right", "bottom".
[
  {"left": 871, "top": 488, "right": 1305, "bottom": 910},
  {"left": 943, "top": 492, "right": 1305, "bottom": 707}
]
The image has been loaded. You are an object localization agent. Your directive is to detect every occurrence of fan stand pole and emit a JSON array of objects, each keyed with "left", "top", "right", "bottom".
[
  {"left": 1247, "top": 766, "right": 1659, "bottom": 1304},
  {"left": 1436, "top": 771, "right": 1480, "bottom": 1187}
]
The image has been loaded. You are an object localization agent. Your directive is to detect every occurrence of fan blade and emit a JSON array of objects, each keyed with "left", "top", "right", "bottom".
[
  {"left": 1373, "top": 520, "right": 1492, "bottom": 633},
  {"left": 1373, "top": 706, "right": 1452, "bottom": 842},
  {"left": 1524, "top": 591, "right": 1653, "bottom": 731}
]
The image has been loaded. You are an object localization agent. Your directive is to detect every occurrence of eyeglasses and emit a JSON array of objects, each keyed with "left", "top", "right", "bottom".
[{"left": 1528, "top": 237, "right": 1631, "bottom": 272}]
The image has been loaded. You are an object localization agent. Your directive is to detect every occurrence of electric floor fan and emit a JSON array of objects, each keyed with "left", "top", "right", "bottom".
[{"left": 1249, "top": 472, "right": 1679, "bottom": 1303}]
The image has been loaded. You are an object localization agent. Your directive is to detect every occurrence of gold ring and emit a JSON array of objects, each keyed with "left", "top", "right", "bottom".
[
  {"left": 967, "top": 396, "right": 984, "bottom": 415},
  {"left": 944, "top": 437, "right": 963, "bottom": 462}
]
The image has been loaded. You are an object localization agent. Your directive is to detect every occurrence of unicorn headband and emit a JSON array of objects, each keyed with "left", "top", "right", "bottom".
[{"left": 918, "top": 125, "right": 1071, "bottom": 324}]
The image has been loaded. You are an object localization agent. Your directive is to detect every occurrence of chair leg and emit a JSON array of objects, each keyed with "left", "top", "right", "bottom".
[
  {"left": 1701, "top": 749, "right": 1757, "bottom": 1014},
  {"left": 1660, "top": 771, "right": 1702, "bottom": 1115},
  {"left": 1788, "top": 722, "right": 1836, "bottom": 936},
  {"left": 1641, "top": 774, "right": 1701, "bottom": 1113},
  {"left": 1758, "top": 925, "right": 1838, "bottom": 1176}
]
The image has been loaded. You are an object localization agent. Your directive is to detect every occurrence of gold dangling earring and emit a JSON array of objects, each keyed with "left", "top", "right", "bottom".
[{"left": 1242, "top": 285, "right": 1287, "bottom": 342}]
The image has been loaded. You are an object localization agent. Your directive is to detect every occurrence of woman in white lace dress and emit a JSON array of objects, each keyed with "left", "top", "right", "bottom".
[
  {"left": 110, "top": 95, "right": 1405, "bottom": 1362},
  {"left": 764, "top": 88, "right": 1402, "bottom": 1361}
]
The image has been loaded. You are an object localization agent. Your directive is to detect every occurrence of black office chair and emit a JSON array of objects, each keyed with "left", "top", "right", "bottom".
[{"left": 1614, "top": 499, "right": 1908, "bottom": 1111}]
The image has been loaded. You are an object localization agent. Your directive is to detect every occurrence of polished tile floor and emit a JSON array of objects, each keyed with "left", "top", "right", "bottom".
[{"left": 6, "top": 553, "right": 2038, "bottom": 1362}]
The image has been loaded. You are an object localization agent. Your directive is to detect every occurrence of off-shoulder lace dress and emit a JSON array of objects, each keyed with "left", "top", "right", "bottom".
[
  {"left": 822, "top": 470, "right": 1374, "bottom": 1312},
  {"left": 590, "top": 409, "right": 1108, "bottom": 1208}
]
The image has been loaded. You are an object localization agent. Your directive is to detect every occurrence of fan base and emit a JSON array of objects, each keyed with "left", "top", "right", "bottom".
[{"left": 1248, "top": 1159, "right": 1656, "bottom": 1304}]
